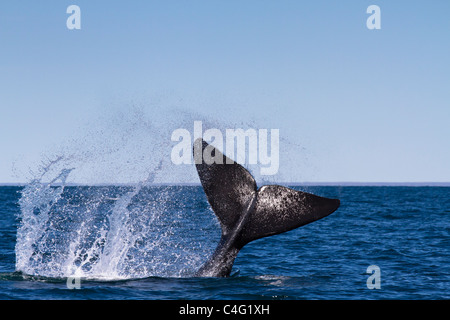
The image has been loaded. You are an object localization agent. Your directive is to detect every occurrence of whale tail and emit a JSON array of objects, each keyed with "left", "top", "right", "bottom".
[{"left": 194, "top": 139, "right": 340, "bottom": 276}]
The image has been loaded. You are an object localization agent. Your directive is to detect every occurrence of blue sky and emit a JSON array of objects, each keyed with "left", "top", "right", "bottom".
[{"left": 0, "top": 1, "right": 449, "bottom": 184}]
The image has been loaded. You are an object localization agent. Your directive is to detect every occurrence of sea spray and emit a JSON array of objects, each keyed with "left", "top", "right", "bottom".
[
  {"left": 15, "top": 160, "right": 214, "bottom": 279},
  {"left": 13, "top": 105, "right": 285, "bottom": 279},
  {"left": 15, "top": 166, "right": 73, "bottom": 276},
  {"left": 86, "top": 162, "right": 163, "bottom": 279}
]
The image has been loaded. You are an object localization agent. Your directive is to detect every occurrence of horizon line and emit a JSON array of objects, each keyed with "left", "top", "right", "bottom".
[{"left": 1, "top": 182, "right": 449, "bottom": 187}]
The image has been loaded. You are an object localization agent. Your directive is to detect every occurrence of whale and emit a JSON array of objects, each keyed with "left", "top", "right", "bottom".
[{"left": 193, "top": 139, "right": 340, "bottom": 277}]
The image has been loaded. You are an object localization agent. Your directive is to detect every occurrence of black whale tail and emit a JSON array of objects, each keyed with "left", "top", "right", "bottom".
[{"left": 194, "top": 139, "right": 340, "bottom": 277}]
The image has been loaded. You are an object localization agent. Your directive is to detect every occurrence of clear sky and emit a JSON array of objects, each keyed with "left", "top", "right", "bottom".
[{"left": 0, "top": 1, "right": 449, "bottom": 184}]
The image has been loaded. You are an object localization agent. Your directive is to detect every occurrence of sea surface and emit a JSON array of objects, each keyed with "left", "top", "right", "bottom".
[{"left": 0, "top": 184, "right": 448, "bottom": 300}]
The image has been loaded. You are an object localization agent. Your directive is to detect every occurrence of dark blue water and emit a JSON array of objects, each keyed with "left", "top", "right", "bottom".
[{"left": 0, "top": 185, "right": 449, "bottom": 299}]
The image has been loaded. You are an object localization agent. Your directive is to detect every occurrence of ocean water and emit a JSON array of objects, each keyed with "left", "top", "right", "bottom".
[{"left": 0, "top": 184, "right": 449, "bottom": 300}]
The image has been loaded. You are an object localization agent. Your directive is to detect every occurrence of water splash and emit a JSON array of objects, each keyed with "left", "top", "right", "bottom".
[
  {"left": 15, "top": 158, "right": 214, "bottom": 280},
  {"left": 13, "top": 103, "right": 298, "bottom": 280},
  {"left": 13, "top": 106, "right": 221, "bottom": 280}
]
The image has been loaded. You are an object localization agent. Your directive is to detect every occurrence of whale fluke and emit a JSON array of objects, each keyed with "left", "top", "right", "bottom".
[{"left": 194, "top": 139, "right": 340, "bottom": 277}]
